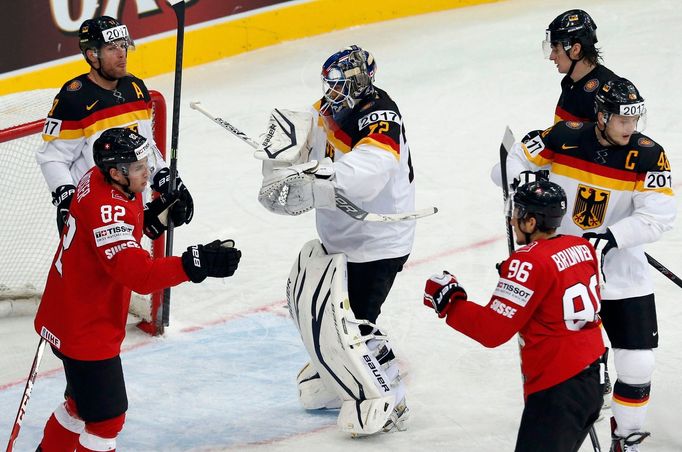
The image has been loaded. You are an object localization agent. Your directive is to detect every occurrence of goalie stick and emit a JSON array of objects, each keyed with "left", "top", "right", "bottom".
[
  {"left": 6, "top": 339, "right": 46, "bottom": 452},
  {"left": 499, "top": 127, "right": 602, "bottom": 452},
  {"left": 189, "top": 101, "right": 437, "bottom": 222}
]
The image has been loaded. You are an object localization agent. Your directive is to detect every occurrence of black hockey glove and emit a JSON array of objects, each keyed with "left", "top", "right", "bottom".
[
  {"left": 52, "top": 184, "right": 76, "bottom": 234},
  {"left": 423, "top": 271, "right": 468, "bottom": 318},
  {"left": 143, "top": 191, "right": 182, "bottom": 240},
  {"left": 182, "top": 239, "right": 241, "bottom": 283},
  {"left": 511, "top": 170, "right": 549, "bottom": 192},
  {"left": 151, "top": 168, "right": 194, "bottom": 225},
  {"left": 521, "top": 129, "right": 544, "bottom": 144},
  {"left": 582, "top": 228, "right": 618, "bottom": 282}
]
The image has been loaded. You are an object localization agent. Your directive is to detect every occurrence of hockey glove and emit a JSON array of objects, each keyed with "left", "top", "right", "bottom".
[
  {"left": 511, "top": 170, "right": 549, "bottom": 192},
  {"left": 423, "top": 271, "right": 467, "bottom": 318},
  {"left": 182, "top": 239, "right": 241, "bottom": 283},
  {"left": 258, "top": 159, "right": 336, "bottom": 216},
  {"left": 143, "top": 191, "right": 182, "bottom": 240},
  {"left": 52, "top": 184, "right": 76, "bottom": 234},
  {"left": 583, "top": 228, "right": 617, "bottom": 283},
  {"left": 151, "top": 168, "right": 194, "bottom": 225}
]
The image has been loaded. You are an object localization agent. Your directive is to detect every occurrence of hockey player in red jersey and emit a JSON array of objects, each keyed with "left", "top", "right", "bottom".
[
  {"left": 424, "top": 180, "right": 605, "bottom": 452},
  {"left": 37, "top": 15, "right": 193, "bottom": 234},
  {"left": 543, "top": 9, "right": 618, "bottom": 123},
  {"left": 34, "top": 128, "right": 241, "bottom": 452}
]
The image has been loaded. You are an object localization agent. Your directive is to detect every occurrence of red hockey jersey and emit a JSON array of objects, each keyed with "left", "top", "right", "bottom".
[
  {"left": 447, "top": 235, "right": 605, "bottom": 398},
  {"left": 35, "top": 168, "right": 188, "bottom": 360}
]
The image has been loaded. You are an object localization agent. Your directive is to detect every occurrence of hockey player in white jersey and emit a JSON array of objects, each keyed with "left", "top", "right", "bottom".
[
  {"left": 257, "top": 45, "right": 415, "bottom": 435},
  {"left": 492, "top": 78, "right": 676, "bottom": 452}
]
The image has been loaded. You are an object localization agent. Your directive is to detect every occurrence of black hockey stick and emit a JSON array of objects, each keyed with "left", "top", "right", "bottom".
[
  {"left": 499, "top": 126, "right": 516, "bottom": 255},
  {"left": 160, "top": 0, "right": 186, "bottom": 331},
  {"left": 499, "top": 127, "right": 602, "bottom": 452},
  {"left": 6, "top": 338, "right": 46, "bottom": 452},
  {"left": 189, "top": 101, "right": 438, "bottom": 222},
  {"left": 646, "top": 252, "right": 682, "bottom": 288}
]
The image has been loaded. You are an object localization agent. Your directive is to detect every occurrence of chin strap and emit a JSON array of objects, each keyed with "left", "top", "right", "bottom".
[{"left": 596, "top": 121, "right": 619, "bottom": 147}]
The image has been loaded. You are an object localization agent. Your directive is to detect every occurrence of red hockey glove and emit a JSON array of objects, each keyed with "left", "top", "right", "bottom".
[{"left": 423, "top": 271, "right": 467, "bottom": 318}]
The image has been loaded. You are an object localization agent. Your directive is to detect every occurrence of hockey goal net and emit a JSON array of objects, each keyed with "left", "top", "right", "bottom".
[{"left": 0, "top": 89, "right": 167, "bottom": 335}]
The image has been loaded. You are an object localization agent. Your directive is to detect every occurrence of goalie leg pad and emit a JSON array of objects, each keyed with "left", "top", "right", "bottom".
[
  {"left": 286, "top": 241, "right": 404, "bottom": 435},
  {"left": 296, "top": 361, "right": 342, "bottom": 410}
]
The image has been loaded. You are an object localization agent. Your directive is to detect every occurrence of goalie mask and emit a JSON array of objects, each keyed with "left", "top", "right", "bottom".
[
  {"left": 94, "top": 127, "right": 157, "bottom": 180},
  {"left": 513, "top": 180, "right": 567, "bottom": 232},
  {"left": 321, "top": 45, "right": 376, "bottom": 117}
]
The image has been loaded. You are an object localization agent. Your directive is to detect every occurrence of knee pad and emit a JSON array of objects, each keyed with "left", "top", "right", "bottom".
[{"left": 613, "top": 348, "right": 655, "bottom": 385}]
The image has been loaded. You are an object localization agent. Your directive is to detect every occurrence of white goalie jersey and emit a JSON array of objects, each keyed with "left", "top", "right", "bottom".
[{"left": 310, "top": 88, "right": 416, "bottom": 263}]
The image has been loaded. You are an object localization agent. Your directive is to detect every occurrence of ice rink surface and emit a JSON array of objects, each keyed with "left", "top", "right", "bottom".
[{"left": 2, "top": 0, "right": 681, "bottom": 450}]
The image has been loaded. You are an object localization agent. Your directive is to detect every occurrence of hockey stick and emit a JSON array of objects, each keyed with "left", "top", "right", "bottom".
[
  {"left": 499, "top": 127, "right": 602, "bottom": 452},
  {"left": 6, "top": 338, "right": 46, "bottom": 452},
  {"left": 160, "top": 0, "right": 186, "bottom": 331},
  {"left": 499, "top": 126, "right": 516, "bottom": 255},
  {"left": 189, "top": 101, "right": 438, "bottom": 222},
  {"left": 646, "top": 252, "right": 682, "bottom": 288}
]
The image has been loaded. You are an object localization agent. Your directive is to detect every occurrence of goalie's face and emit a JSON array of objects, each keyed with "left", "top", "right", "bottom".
[{"left": 322, "top": 67, "right": 352, "bottom": 107}]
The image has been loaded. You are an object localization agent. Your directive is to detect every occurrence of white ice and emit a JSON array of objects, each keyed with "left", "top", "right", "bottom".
[{"left": 2, "top": 0, "right": 682, "bottom": 450}]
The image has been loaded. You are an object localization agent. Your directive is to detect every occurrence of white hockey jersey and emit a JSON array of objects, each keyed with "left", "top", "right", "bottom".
[
  {"left": 493, "top": 121, "right": 676, "bottom": 300},
  {"left": 310, "top": 88, "right": 416, "bottom": 263}
]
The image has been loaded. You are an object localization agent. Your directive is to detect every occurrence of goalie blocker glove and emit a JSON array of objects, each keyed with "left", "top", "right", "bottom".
[
  {"left": 151, "top": 168, "right": 194, "bottom": 225},
  {"left": 423, "top": 271, "right": 468, "bottom": 318},
  {"left": 182, "top": 239, "right": 241, "bottom": 283},
  {"left": 143, "top": 190, "right": 182, "bottom": 240}
]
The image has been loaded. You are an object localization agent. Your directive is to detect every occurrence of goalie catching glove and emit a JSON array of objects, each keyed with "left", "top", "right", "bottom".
[
  {"left": 423, "top": 271, "right": 467, "bottom": 318},
  {"left": 258, "top": 159, "right": 336, "bottom": 216},
  {"left": 181, "top": 239, "right": 241, "bottom": 283}
]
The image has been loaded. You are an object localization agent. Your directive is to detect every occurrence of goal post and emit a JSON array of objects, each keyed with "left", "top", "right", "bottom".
[{"left": 0, "top": 89, "right": 168, "bottom": 336}]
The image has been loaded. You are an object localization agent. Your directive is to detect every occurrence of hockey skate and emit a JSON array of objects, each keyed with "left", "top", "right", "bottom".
[
  {"left": 382, "top": 397, "right": 410, "bottom": 433},
  {"left": 610, "top": 417, "right": 650, "bottom": 452}
]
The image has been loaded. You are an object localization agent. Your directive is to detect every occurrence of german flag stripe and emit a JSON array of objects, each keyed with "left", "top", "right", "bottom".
[
  {"left": 612, "top": 394, "right": 650, "bottom": 408},
  {"left": 326, "top": 128, "right": 352, "bottom": 154},
  {"left": 553, "top": 153, "right": 636, "bottom": 181},
  {"left": 356, "top": 134, "right": 400, "bottom": 161},
  {"left": 554, "top": 106, "right": 588, "bottom": 123},
  {"left": 552, "top": 163, "right": 636, "bottom": 191},
  {"left": 81, "top": 100, "right": 150, "bottom": 128},
  {"left": 45, "top": 110, "right": 152, "bottom": 141}
]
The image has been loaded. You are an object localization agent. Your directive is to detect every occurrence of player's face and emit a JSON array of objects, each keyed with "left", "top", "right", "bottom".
[
  {"left": 548, "top": 43, "right": 572, "bottom": 74},
  {"left": 97, "top": 40, "right": 129, "bottom": 79},
  {"left": 510, "top": 212, "right": 528, "bottom": 245},
  {"left": 125, "top": 157, "right": 151, "bottom": 193},
  {"left": 605, "top": 114, "right": 639, "bottom": 146}
]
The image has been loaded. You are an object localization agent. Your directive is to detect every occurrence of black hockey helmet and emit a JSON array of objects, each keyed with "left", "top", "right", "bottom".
[
  {"left": 321, "top": 45, "right": 376, "bottom": 115},
  {"left": 513, "top": 180, "right": 567, "bottom": 231},
  {"left": 595, "top": 77, "right": 646, "bottom": 119},
  {"left": 546, "top": 9, "right": 597, "bottom": 46},
  {"left": 94, "top": 128, "right": 152, "bottom": 175},
  {"left": 78, "top": 16, "right": 134, "bottom": 54}
]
